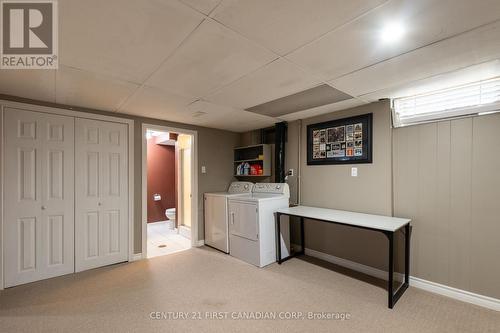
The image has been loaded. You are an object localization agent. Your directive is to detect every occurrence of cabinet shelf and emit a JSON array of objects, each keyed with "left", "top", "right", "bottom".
[
  {"left": 234, "top": 158, "right": 264, "bottom": 163},
  {"left": 233, "top": 144, "right": 271, "bottom": 177}
]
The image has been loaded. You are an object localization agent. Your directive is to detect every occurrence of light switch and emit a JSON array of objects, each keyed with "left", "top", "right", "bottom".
[
  {"left": 201, "top": 166, "right": 206, "bottom": 174},
  {"left": 351, "top": 167, "right": 358, "bottom": 177}
]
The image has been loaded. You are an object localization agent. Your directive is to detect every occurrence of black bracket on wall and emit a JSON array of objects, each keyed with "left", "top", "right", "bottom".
[{"left": 275, "top": 122, "right": 288, "bottom": 183}]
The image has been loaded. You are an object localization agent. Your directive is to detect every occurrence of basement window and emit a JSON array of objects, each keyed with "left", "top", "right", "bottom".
[{"left": 392, "top": 77, "right": 500, "bottom": 127}]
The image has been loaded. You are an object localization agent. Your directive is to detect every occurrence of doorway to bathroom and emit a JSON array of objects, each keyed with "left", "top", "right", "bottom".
[{"left": 141, "top": 124, "right": 198, "bottom": 259}]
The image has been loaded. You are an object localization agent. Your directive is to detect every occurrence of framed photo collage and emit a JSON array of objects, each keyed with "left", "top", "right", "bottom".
[{"left": 307, "top": 113, "right": 373, "bottom": 165}]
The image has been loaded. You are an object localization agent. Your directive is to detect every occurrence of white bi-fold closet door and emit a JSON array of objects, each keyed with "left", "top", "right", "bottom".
[
  {"left": 75, "top": 118, "right": 128, "bottom": 272},
  {"left": 4, "top": 108, "right": 75, "bottom": 287},
  {"left": 3, "top": 108, "right": 129, "bottom": 287}
]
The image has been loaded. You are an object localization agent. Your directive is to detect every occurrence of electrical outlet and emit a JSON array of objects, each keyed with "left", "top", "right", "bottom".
[
  {"left": 287, "top": 169, "right": 294, "bottom": 177},
  {"left": 351, "top": 167, "right": 358, "bottom": 177}
]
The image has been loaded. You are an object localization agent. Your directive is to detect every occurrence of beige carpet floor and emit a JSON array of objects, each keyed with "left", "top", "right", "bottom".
[{"left": 0, "top": 247, "right": 498, "bottom": 333}]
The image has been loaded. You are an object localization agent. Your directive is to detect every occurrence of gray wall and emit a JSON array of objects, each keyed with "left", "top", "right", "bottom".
[
  {"left": 287, "top": 101, "right": 393, "bottom": 270},
  {"left": 133, "top": 117, "right": 239, "bottom": 252},
  {"left": 276, "top": 100, "right": 500, "bottom": 299},
  {"left": 393, "top": 114, "right": 500, "bottom": 299}
]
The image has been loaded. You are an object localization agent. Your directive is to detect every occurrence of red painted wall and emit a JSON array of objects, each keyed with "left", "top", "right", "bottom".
[{"left": 147, "top": 137, "right": 176, "bottom": 223}]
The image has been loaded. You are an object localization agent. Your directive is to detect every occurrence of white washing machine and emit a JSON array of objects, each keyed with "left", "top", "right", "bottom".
[
  {"left": 204, "top": 182, "right": 254, "bottom": 253},
  {"left": 228, "top": 183, "right": 290, "bottom": 267}
]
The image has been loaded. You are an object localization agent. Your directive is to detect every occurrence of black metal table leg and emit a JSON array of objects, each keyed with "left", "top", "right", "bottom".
[
  {"left": 388, "top": 231, "right": 394, "bottom": 309},
  {"left": 276, "top": 212, "right": 282, "bottom": 264},
  {"left": 387, "top": 224, "right": 411, "bottom": 309},
  {"left": 275, "top": 213, "right": 411, "bottom": 308},
  {"left": 300, "top": 217, "right": 305, "bottom": 255},
  {"left": 405, "top": 224, "right": 410, "bottom": 284}
]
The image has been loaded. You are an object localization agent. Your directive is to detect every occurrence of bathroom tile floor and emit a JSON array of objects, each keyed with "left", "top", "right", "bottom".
[{"left": 147, "top": 221, "right": 191, "bottom": 258}]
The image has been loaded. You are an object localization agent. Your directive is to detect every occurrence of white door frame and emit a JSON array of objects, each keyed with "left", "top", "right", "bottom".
[
  {"left": 141, "top": 124, "right": 199, "bottom": 258},
  {"left": 0, "top": 99, "right": 135, "bottom": 290}
]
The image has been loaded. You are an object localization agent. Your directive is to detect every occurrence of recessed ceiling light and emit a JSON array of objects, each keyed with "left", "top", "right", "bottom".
[{"left": 380, "top": 22, "right": 405, "bottom": 43}]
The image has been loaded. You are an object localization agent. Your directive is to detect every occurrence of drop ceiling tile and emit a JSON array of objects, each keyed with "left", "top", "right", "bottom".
[
  {"left": 205, "top": 58, "right": 322, "bottom": 109},
  {"left": 118, "top": 85, "right": 197, "bottom": 121},
  {"left": 60, "top": 0, "right": 204, "bottom": 83},
  {"left": 360, "top": 60, "right": 500, "bottom": 102},
  {"left": 146, "top": 19, "right": 277, "bottom": 98},
  {"left": 278, "top": 98, "right": 366, "bottom": 122},
  {"left": 287, "top": 0, "right": 500, "bottom": 81},
  {"left": 0, "top": 70, "right": 55, "bottom": 102},
  {"left": 181, "top": 0, "right": 221, "bottom": 15},
  {"left": 211, "top": 0, "right": 387, "bottom": 55},
  {"left": 185, "top": 100, "right": 277, "bottom": 132},
  {"left": 330, "top": 21, "right": 500, "bottom": 97},
  {"left": 56, "top": 66, "right": 139, "bottom": 111}
]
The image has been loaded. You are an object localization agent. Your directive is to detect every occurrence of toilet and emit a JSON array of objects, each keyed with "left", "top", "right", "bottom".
[{"left": 165, "top": 208, "right": 176, "bottom": 229}]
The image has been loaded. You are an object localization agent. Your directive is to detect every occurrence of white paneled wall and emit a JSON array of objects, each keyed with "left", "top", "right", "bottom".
[{"left": 393, "top": 113, "right": 500, "bottom": 299}]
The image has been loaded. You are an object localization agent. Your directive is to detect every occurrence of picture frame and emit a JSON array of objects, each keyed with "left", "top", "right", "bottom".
[{"left": 307, "top": 113, "right": 372, "bottom": 165}]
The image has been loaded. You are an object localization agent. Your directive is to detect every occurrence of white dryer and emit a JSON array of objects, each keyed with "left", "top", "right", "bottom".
[
  {"left": 204, "top": 182, "right": 254, "bottom": 253},
  {"left": 228, "top": 183, "right": 290, "bottom": 267}
]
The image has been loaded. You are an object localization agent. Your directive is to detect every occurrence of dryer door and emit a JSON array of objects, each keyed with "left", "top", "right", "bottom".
[{"left": 228, "top": 201, "right": 259, "bottom": 241}]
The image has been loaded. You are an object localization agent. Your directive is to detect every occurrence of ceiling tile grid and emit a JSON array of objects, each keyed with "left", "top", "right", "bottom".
[
  {"left": 145, "top": 19, "right": 278, "bottom": 98},
  {"left": 119, "top": 85, "right": 198, "bottom": 120},
  {"left": 180, "top": 0, "right": 222, "bottom": 15},
  {"left": 286, "top": 0, "right": 500, "bottom": 82},
  {"left": 211, "top": 0, "right": 388, "bottom": 55},
  {"left": 204, "top": 58, "right": 322, "bottom": 109},
  {"left": 59, "top": 0, "right": 205, "bottom": 83},
  {"left": 359, "top": 59, "right": 500, "bottom": 102},
  {"left": 329, "top": 20, "right": 500, "bottom": 97},
  {"left": 55, "top": 66, "right": 140, "bottom": 112},
  {"left": 185, "top": 100, "right": 277, "bottom": 132},
  {"left": 1, "top": 0, "right": 500, "bottom": 132}
]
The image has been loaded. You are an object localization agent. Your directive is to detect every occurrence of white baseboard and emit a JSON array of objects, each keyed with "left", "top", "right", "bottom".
[
  {"left": 130, "top": 253, "right": 143, "bottom": 262},
  {"left": 194, "top": 240, "right": 205, "bottom": 247},
  {"left": 304, "top": 247, "right": 500, "bottom": 312},
  {"left": 410, "top": 276, "right": 500, "bottom": 311},
  {"left": 179, "top": 225, "right": 191, "bottom": 239},
  {"left": 305, "top": 248, "right": 388, "bottom": 280}
]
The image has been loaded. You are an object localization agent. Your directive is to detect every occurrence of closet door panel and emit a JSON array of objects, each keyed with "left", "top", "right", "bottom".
[
  {"left": 41, "top": 113, "right": 75, "bottom": 278},
  {"left": 75, "top": 118, "right": 128, "bottom": 272},
  {"left": 4, "top": 108, "right": 74, "bottom": 287}
]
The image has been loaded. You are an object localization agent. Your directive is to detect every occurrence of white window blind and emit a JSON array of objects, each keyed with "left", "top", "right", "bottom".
[{"left": 392, "top": 77, "right": 500, "bottom": 127}]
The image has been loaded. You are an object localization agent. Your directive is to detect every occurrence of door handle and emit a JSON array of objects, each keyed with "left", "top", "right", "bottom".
[{"left": 41, "top": 206, "right": 46, "bottom": 210}]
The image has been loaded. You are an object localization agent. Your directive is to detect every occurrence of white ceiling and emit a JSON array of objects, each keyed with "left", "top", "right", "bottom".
[{"left": 1, "top": 0, "right": 500, "bottom": 132}]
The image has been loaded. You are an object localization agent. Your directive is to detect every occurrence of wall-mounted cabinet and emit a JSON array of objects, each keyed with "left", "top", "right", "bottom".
[{"left": 234, "top": 144, "right": 271, "bottom": 177}]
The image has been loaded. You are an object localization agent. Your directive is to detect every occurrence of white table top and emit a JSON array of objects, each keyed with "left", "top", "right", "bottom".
[{"left": 277, "top": 206, "right": 411, "bottom": 232}]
